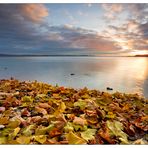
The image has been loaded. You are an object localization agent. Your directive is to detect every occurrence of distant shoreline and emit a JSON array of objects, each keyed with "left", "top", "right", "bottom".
[{"left": 0, "top": 54, "right": 148, "bottom": 57}]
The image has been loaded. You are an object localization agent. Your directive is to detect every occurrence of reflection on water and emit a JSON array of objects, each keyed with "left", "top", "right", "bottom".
[{"left": 0, "top": 56, "right": 148, "bottom": 98}]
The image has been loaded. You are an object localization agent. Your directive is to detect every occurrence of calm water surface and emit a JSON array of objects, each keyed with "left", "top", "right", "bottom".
[{"left": 0, "top": 56, "right": 148, "bottom": 98}]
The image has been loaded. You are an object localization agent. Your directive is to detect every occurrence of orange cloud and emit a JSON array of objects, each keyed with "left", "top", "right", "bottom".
[
  {"left": 70, "top": 35, "right": 121, "bottom": 52},
  {"left": 102, "top": 4, "right": 123, "bottom": 20},
  {"left": 102, "top": 4, "right": 123, "bottom": 13},
  {"left": 21, "top": 4, "right": 48, "bottom": 23}
]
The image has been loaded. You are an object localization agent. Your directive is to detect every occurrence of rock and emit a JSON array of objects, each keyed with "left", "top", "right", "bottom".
[
  {"left": 70, "top": 73, "right": 75, "bottom": 76},
  {"left": 106, "top": 87, "right": 113, "bottom": 91}
]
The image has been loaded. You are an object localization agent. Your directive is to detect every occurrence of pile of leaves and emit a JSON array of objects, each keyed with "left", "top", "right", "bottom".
[{"left": 0, "top": 79, "right": 147, "bottom": 144}]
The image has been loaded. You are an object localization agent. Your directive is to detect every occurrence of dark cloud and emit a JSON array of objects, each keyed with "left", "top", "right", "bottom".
[
  {"left": 0, "top": 4, "right": 147, "bottom": 56},
  {"left": 138, "top": 22, "right": 148, "bottom": 39},
  {"left": 126, "top": 4, "right": 148, "bottom": 22},
  {"left": 0, "top": 4, "right": 123, "bottom": 55},
  {"left": 0, "top": 4, "right": 49, "bottom": 53}
]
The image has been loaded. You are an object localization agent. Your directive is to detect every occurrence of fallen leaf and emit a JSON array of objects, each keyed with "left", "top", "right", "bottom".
[
  {"left": 66, "top": 131, "right": 86, "bottom": 144},
  {"left": 74, "top": 99, "right": 87, "bottom": 110},
  {"left": 80, "top": 129, "right": 96, "bottom": 141},
  {"left": 107, "top": 120, "right": 128, "bottom": 144},
  {"left": 38, "top": 103, "right": 50, "bottom": 109},
  {"left": 7, "top": 119, "right": 21, "bottom": 128},
  {"left": 8, "top": 127, "right": 20, "bottom": 140},
  {"left": 34, "top": 135, "right": 47, "bottom": 144},
  {"left": 73, "top": 116, "right": 87, "bottom": 126},
  {"left": 0, "top": 117, "right": 9, "bottom": 125},
  {"left": 35, "top": 106, "right": 47, "bottom": 115},
  {"left": 0, "top": 137, "right": 7, "bottom": 144},
  {"left": 16, "top": 136, "right": 31, "bottom": 144},
  {"left": 23, "top": 124, "right": 36, "bottom": 136},
  {"left": 35, "top": 124, "right": 54, "bottom": 135}
]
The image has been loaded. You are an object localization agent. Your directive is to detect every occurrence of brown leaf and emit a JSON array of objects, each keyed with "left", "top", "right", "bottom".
[
  {"left": 73, "top": 116, "right": 87, "bottom": 126},
  {"left": 21, "top": 108, "right": 31, "bottom": 117},
  {"left": 49, "top": 128, "right": 62, "bottom": 137},
  {"left": 38, "top": 103, "right": 50, "bottom": 109},
  {"left": 98, "top": 128, "right": 116, "bottom": 144},
  {"left": 35, "top": 106, "right": 47, "bottom": 115}
]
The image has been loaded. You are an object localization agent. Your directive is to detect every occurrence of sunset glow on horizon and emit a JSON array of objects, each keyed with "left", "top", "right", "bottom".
[{"left": 0, "top": 3, "right": 147, "bottom": 56}]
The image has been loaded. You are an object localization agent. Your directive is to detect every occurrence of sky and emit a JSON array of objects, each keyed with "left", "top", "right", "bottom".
[{"left": 0, "top": 3, "right": 148, "bottom": 56}]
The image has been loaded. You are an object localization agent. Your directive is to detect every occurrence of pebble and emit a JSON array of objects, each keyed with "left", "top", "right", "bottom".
[{"left": 106, "top": 87, "right": 113, "bottom": 90}]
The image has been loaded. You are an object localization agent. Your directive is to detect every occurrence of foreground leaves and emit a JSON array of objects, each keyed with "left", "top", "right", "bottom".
[
  {"left": 0, "top": 79, "right": 147, "bottom": 144},
  {"left": 80, "top": 129, "right": 96, "bottom": 141},
  {"left": 66, "top": 131, "right": 86, "bottom": 144}
]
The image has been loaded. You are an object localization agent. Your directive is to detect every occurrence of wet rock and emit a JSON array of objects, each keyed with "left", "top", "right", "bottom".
[{"left": 106, "top": 87, "right": 113, "bottom": 91}]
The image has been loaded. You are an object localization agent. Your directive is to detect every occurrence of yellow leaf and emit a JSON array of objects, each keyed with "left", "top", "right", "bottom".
[
  {"left": 66, "top": 131, "right": 86, "bottom": 144},
  {"left": 9, "top": 127, "right": 20, "bottom": 140},
  {"left": 54, "top": 102, "right": 66, "bottom": 115},
  {"left": 34, "top": 135, "right": 47, "bottom": 144},
  {"left": 0, "top": 137, "right": 7, "bottom": 144},
  {"left": 16, "top": 136, "right": 31, "bottom": 144},
  {"left": 0, "top": 117, "right": 9, "bottom": 125},
  {"left": 7, "top": 120, "right": 21, "bottom": 128}
]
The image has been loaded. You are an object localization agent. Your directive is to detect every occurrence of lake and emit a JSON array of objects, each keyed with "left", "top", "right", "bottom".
[{"left": 0, "top": 56, "right": 148, "bottom": 98}]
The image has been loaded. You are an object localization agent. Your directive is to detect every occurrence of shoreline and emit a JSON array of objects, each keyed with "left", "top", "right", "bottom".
[{"left": 0, "top": 79, "right": 147, "bottom": 144}]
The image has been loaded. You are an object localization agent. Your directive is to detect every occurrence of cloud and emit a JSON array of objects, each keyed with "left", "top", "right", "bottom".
[
  {"left": 102, "top": 3, "right": 148, "bottom": 23},
  {"left": 102, "top": 4, "right": 123, "bottom": 13},
  {"left": 105, "top": 19, "right": 148, "bottom": 54},
  {"left": 0, "top": 3, "right": 123, "bottom": 55},
  {"left": 45, "top": 25, "right": 122, "bottom": 53},
  {"left": 127, "top": 4, "right": 148, "bottom": 22},
  {"left": 21, "top": 4, "right": 49, "bottom": 23},
  {"left": 138, "top": 22, "right": 148, "bottom": 39},
  {"left": 0, "top": 4, "right": 50, "bottom": 53},
  {"left": 102, "top": 4, "right": 123, "bottom": 20},
  {"left": 0, "top": 4, "right": 147, "bottom": 56}
]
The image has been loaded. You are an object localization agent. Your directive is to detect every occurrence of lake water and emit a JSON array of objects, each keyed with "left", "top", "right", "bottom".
[{"left": 0, "top": 56, "right": 148, "bottom": 98}]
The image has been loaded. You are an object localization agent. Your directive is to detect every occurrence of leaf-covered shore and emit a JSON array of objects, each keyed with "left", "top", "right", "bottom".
[{"left": 0, "top": 79, "right": 147, "bottom": 144}]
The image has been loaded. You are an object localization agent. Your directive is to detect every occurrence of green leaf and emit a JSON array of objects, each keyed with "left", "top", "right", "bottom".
[
  {"left": 73, "top": 124, "right": 87, "bottom": 131},
  {"left": 80, "top": 129, "right": 96, "bottom": 141},
  {"left": 21, "top": 96, "right": 33, "bottom": 103},
  {"left": 34, "top": 135, "right": 47, "bottom": 144},
  {"left": 35, "top": 124, "right": 54, "bottom": 135},
  {"left": 23, "top": 124, "right": 36, "bottom": 136},
  {"left": 66, "top": 131, "right": 86, "bottom": 144},
  {"left": 64, "top": 122, "right": 74, "bottom": 132},
  {"left": 74, "top": 99, "right": 87, "bottom": 110},
  {"left": 107, "top": 120, "right": 128, "bottom": 144}
]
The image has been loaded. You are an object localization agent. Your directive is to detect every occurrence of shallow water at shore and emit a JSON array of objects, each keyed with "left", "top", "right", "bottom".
[{"left": 0, "top": 56, "right": 148, "bottom": 98}]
